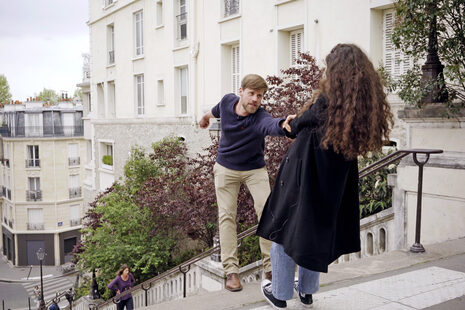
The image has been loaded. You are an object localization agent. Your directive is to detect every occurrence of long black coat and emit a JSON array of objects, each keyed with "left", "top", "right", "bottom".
[{"left": 256, "top": 96, "right": 361, "bottom": 273}]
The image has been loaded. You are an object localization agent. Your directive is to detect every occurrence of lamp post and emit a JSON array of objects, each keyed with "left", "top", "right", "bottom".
[{"left": 36, "top": 248, "right": 46, "bottom": 310}]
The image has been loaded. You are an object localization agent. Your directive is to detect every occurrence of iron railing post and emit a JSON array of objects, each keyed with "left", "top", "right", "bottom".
[
  {"left": 179, "top": 265, "right": 190, "bottom": 298},
  {"left": 141, "top": 283, "right": 151, "bottom": 307},
  {"left": 410, "top": 152, "right": 430, "bottom": 253}
]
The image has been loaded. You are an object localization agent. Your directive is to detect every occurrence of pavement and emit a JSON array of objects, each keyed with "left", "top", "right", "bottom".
[
  {"left": 0, "top": 256, "right": 76, "bottom": 310},
  {"left": 145, "top": 237, "right": 465, "bottom": 310}
]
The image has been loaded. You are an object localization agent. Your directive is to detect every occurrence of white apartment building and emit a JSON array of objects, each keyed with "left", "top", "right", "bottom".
[
  {"left": 82, "top": 0, "right": 409, "bottom": 202},
  {"left": 0, "top": 99, "right": 86, "bottom": 266}
]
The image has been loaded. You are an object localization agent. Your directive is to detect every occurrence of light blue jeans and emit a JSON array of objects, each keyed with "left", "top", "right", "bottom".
[{"left": 271, "top": 242, "right": 320, "bottom": 300}]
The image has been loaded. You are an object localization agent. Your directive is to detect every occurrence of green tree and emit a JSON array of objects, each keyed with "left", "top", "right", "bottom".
[
  {"left": 77, "top": 184, "right": 175, "bottom": 299},
  {"left": 0, "top": 74, "right": 12, "bottom": 102},
  {"left": 73, "top": 88, "right": 83, "bottom": 101},
  {"left": 38, "top": 88, "right": 59, "bottom": 104},
  {"left": 392, "top": 0, "right": 465, "bottom": 109}
]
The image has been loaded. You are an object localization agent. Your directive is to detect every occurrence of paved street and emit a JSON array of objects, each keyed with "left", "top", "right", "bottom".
[{"left": 0, "top": 256, "right": 76, "bottom": 310}]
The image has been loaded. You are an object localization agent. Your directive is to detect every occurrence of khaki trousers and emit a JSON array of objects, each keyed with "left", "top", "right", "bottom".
[{"left": 213, "top": 162, "right": 272, "bottom": 275}]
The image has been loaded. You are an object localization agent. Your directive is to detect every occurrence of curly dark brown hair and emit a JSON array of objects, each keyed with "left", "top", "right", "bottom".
[{"left": 302, "top": 44, "right": 393, "bottom": 159}]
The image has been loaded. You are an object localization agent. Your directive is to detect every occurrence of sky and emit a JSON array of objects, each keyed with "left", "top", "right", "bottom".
[{"left": 0, "top": 0, "right": 89, "bottom": 101}]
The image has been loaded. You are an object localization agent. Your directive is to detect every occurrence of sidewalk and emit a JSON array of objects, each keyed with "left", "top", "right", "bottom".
[
  {"left": 0, "top": 255, "right": 63, "bottom": 282},
  {"left": 144, "top": 237, "right": 465, "bottom": 310}
]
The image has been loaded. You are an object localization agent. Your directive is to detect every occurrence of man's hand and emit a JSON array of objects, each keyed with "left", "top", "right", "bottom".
[
  {"left": 281, "top": 114, "right": 296, "bottom": 132},
  {"left": 199, "top": 112, "right": 214, "bottom": 129}
]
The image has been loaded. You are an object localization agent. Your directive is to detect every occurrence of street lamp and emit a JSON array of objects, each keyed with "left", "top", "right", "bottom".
[{"left": 36, "top": 248, "right": 46, "bottom": 310}]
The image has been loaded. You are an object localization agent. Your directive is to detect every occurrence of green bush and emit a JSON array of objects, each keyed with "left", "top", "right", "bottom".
[
  {"left": 358, "top": 151, "right": 398, "bottom": 218},
  {"left": 102, "top": 155, "right": 113, "bottom": 166},
  {"left": 238, "top": 235, "right": 261, "bottom": 268}
]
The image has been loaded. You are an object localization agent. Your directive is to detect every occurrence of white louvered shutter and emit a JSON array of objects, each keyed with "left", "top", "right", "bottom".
[
  {"left": 290, "top": 30, "right": 303, "bottom": 66},
  {"left": 384, "top": 9, "right": 413, "bottom": 79},
  {"left": 232, "top": 45, "right": 240, "bottom": 94}
]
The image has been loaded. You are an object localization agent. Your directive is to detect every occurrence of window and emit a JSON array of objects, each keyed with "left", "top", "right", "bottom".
[
  {"left": 25, "top": 113, "right": 42, "bottom": 137},
  {"left": 69, "top": 175, "right": 81, "bottom": 198},
  {"left": 179, "top": 67, "right": 188, "bottom": 115},
  {"left": 27, "top": 177, "right": 41, "bottom": 201},
  {"left": 108, "top": 24, "right": 115, "bottom": 64},
  {"left": 224, "top": 0, "right": 239, "bottom": 17},
  {"left": 70, "top": 205, "right": 80, "bottom": 226},
  {"left": 68, "top": 143, "right": 80, "bottom": 166},
  {"left": 290, "top": 30, "right": 303, "bottom": 66},
  {"left": 88, "top": 93, "right": 92, "bottom": 112},
  {"left": 135, "top": 74, "right": 145, "bottom": 115},
  {"left": 108, "top": 81, "right": 116, "bottom": 117},
  {"left": 383, "top": 9, "right": 412, "bottom": 79},
  {"left": 231, "top": 45, "right": 240, "bottom": 94},
  {"left": 134, "top": 10, "right": 144, "bottom": 56},
  {"left": 176, "top": 0, "right": 187, "bottom": 40},
  {"left": 157, "top": 80, "right": 165, "bottom": 106},
  {"left": 26, "top": 145, "right": 40, "bottom": 168},
  {"left": 156, "top": 0, "right": 163, "bottom": 26},
  {"left": 27, "top": 209, "right": 44, "bottom": 230},
  {"left": 101, "top": 142, "right": 114, "bottom": 169}
]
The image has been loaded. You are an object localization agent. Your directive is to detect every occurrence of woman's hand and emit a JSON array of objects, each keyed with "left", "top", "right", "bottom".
[{"left": 117, "top": 290, "right": 121, "bottom": 295}]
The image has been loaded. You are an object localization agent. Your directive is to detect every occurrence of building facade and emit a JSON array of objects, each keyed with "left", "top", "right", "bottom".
[
  {"left": 82, "top": 0, "right": 409, "bottom": 203},
  {"left": 0, "top": 100, "right": 86, "bottom": 266}
]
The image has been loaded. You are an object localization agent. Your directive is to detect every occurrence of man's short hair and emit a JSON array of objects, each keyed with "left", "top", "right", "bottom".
[{"left": 241, "top": 74, "right": 268, "bottom": 93}]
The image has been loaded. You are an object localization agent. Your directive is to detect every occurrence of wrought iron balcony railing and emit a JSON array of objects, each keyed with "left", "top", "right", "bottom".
[
  {"left": 26, "top": 159, "right": 40, "bottom": 168},
  {"left": 1, "top": 126, "right": 84, "bottom": 138},
  {"left": 224, "top": 0, "right": 240, "bottom": 17},
  {"left": 70, "top": 219, "right": 82, "bottom": 226},
  {"left": 69, "top": 187, "right": 82, "bottom": 199},
  {"left": 26, "top": 190, "right": 42, "bottom": 201},
  {"left": 68, "top": 157, "right": 80, "bottom": 166},
  {"left": 27, "top": 222, "right": 44, "bottom": 230}
]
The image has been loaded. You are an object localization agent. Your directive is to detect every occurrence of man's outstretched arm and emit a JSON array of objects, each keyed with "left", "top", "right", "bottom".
[{"left": 199, "top": 111, "right": 215, "bottom": 129}]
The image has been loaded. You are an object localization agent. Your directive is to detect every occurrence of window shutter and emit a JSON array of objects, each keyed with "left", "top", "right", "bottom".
[
  {"left": 290, "top": 30, "right": 303, "bottom": 66},
  {"left": 232, "top": 45, "right": 240, "bottom": 94},
  {"left": 384, "top": 9, "right": 413, "bottom": 79}
]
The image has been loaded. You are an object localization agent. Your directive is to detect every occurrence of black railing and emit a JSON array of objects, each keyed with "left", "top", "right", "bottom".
[
  {"left": 26, "top": 190, "right": 42, "bottom": 201},
  {"left": 27, "top": 222, "right": 44, "bottom": 230},
  {"left": 69, "top": 157, "right": 81, "bottom": 166},
  {"left": 224, "top": 0, "right": 240, "bottom": 17},
  {"left": 26, "top": 159, "right": 40, "bottom": 168},
  {"left": 96, "top": 148, "right": 442, "bottom": 309},
  {"left": 108, "top": 50, "right": 115, "bottom": 64},
  {"left": 69, "top": 187, "right": 82, "bottom": 199},
  {"left": 70, "top": 219, "right": 82, "bottom": 226},
  {"left": 1, "top": 126, "right": 84, "bottom": 138}
]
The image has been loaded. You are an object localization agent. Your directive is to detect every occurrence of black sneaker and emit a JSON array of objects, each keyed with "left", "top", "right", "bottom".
[
  {"left": 294, "top": 280, "right": 313, "bottom": 308},
  {"left": 261, "top": 279, "right": 287, "bottom": 309}
]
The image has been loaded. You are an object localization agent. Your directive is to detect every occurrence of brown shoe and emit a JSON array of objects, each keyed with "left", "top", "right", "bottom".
[
  {"left": 265, "top": 271, "right": 272, "bottom": 281},
  {"left": 225, "top": 273, "right": 242, "bottom": 292}
]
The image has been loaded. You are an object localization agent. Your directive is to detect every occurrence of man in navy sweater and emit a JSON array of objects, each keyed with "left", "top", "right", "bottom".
[{"left": 200, "top": 74, "right": 294, "bottom": 292}]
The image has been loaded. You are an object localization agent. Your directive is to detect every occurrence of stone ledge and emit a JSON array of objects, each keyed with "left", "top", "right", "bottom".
[{"left": 398, "top": 103, "right": 465, "bottom": 120}]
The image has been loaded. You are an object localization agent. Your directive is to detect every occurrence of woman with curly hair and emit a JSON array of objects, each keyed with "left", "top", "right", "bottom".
[
  {"left": 108, "top": 264, "right": 135, "bottom": 310},
  {"left": 257, "top": 43, "right": 393, "bottom": 309}
]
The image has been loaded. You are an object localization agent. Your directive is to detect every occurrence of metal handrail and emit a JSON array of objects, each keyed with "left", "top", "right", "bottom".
[{"left": 96, "top": 148, "right": 442, "bottom": 308}]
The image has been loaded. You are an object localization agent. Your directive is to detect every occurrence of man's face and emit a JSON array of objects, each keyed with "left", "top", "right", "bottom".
[{"left": 239, "top": 87, "right": 265, "bottom": 115}]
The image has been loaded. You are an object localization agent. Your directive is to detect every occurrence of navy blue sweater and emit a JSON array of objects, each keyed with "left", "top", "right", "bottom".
[{"left": 211, "top": 93, "right": 285, "bottom": 171}]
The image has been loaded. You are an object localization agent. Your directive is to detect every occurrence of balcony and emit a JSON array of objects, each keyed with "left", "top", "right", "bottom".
[
  {"left": 108, "top": 50, "right": 115, "bottom": 64},
  {"left": 224, "top": 0, "right": 240, "bottom": 17},
  {"left": 26, "top": 190, "right": 42, "bottom": 201},
  {"left": 68, "top": 157, "right": 80, "bottom": 166},
  {"left": 26, "top": 159, "right": 40, "bottom": 168},
  {"left": 176, "top": 13, "right": 187, "bottom": 40},
  {"left": 2, "top": 126, "right": 84, "bottom": 138},
  {"left": 70, "top": 219, "right": 82, "bottom": 227},
  {"left": 69, "top": 187, "right": 82, "bottom": 199},
  {"left": 27, "top": 222, "right": 44, "bottom": 230}
]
